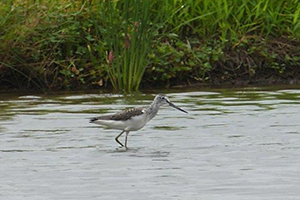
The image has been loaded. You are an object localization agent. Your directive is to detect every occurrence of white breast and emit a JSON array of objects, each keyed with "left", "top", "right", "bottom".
[{"left": 124, "top": 112, "right": 148, "bottom": 131}]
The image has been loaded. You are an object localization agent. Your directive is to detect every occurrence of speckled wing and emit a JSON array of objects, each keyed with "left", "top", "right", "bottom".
[{"left": 90, "top": 107, "right": 144, "bottom": 122}]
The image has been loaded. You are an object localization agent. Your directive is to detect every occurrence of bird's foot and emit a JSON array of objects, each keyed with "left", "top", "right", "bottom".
[{"left": 116, "top": 145, "right": 128, "bottom": 152}]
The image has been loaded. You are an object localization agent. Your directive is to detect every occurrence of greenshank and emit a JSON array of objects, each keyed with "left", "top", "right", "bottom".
[{"left": 90, "top": 94, "right": 188, "bottom": 149}]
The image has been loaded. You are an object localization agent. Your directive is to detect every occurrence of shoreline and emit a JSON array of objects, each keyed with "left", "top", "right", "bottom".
[{"left": 1, "top": 75, "right": 300, "bottom": 94}]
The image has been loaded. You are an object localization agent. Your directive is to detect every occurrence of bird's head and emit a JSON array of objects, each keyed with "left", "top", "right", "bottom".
[{"left": 153, "top": 94, "right": 188, "bottom": 114}]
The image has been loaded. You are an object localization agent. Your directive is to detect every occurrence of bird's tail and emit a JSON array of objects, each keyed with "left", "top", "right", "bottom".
[{"left": 90, "top": 117, "right": 100, "bottom": 123}]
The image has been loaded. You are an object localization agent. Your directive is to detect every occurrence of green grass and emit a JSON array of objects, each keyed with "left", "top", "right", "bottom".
[{"left": 0, "top": 0, "right": 299, "bottom": 91}]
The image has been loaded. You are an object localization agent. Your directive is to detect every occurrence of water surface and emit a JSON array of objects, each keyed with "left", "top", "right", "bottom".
[{"left": 1, "top": 87, "right": 300, "bottom": 199}]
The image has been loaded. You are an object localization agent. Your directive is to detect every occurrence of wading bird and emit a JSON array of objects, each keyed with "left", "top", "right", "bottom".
[{"left": 90, "top": 94, "right": 188, "bottom": 149}]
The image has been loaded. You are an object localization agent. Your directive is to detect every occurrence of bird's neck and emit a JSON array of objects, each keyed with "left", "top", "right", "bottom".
[{"left": 147, "top": 103, "right": 160, "bottom": 121}]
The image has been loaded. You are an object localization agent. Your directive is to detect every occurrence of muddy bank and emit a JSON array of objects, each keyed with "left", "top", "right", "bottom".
[
  {"left": 1, "top": 36, "right": 300, "bottom": 91},
  {"left": 1, "top": 65, "right": 300, "bottom": 92}
]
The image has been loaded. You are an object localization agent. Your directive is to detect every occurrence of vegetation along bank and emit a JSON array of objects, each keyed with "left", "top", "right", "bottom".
[{"left": 0, "top": 0, "right": 299, "bottom": 92}]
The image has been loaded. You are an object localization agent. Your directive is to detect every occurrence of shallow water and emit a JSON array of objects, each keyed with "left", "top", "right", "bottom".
[{"left": 1, "top": 87, "right": 300, "bottom": 199}]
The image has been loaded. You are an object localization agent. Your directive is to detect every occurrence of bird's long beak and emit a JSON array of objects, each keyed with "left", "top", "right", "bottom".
[{"left": 166, "top": 99, "right": 188, "bottom": 114}]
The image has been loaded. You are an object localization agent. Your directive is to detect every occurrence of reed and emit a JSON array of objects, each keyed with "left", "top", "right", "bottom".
[{"left": 94, "top": 0, "right": 154, "bottom": 92}]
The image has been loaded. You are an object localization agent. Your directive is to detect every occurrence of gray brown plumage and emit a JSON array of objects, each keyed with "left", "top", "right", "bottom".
[{"left": 90, "top": 107, "right": 144, "bottom": 122}]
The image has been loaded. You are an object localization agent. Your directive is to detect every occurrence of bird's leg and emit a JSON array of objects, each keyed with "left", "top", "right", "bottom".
[
  {"left": 115, "top": 130, "right": 125, "bottom": 147},
  {"left": 124, "top": 131, "right": 129, "bottom": 149}
]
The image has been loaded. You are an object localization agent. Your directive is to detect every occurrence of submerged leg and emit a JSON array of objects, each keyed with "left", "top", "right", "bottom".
[
  {"left": 124, "top": 131, "right": 129, "bottom": 149},
  {"left": 115, "top": 130, "right": 125, "bottom": 147}
]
